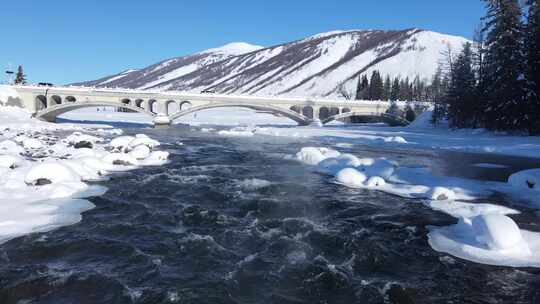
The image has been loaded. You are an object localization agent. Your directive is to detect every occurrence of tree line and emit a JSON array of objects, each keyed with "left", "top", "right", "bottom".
[
  {"left": 433, "top": 0, "right": 540, "bottom": 135},
  {"left": 353, "top": 70, "right": 436, "bottom": 102}
]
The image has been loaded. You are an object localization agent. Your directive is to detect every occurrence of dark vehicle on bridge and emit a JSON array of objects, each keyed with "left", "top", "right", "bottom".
[{"left": 200, "top": 89, "right": 215, "bottom": 94}]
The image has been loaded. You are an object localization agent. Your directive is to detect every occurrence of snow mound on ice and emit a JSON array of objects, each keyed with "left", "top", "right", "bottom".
[
  {"left": 109, "top": 136, "right": 135, "bottom": 151},
  {"left": 129, "top": 144, "right": 151, "bottom": 160},
  {"left": 365, "top": 176, "right": 386, "bottom": 188},
  {"left": 24, "top": 162, "right": 80, "bottom": 185},
  {"left": 316, "top": 153, "right": 362, "bottom": 175},
  {"left": 0, "top": 154, "right": 25, "bottom": 169},
  {"left": 427, "top": 187, "right": 456, "bottom": 201},
  {"left": 428, "top": 215, "right": 540, "bottom": 267},
  {"left": 102, "top": 152, "right": 138, "bottom": 166},
  {"left": 22, "top": 138, "right": 43, "bottom": 149},
  {"left": 139, "top": 151, "right": 170, "bottom": 166},
  {"left": 295, "top": 147, "right": 341, "bottom": 166},
  {"left": 508, "top": 169, "right": 540, "bottom": 190},
  {"left": 129, "top": 134, "right": 160, "bottom": 148},
  {"left": 335, "top": 168, "right": 367, "bottom": 187},
  {"left": 359, "top": 158, "right": 396, "bottom": 179},
  {"left": 64, "top": 132, "right": 103, "bottom": 144},
  {"left": 471, "top": 214, "right": 526, "bottom": 251}
]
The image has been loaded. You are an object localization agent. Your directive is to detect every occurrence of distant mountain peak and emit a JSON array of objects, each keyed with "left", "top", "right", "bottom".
[{"left": 201, "top": 42, "right": 264, "bottom": 56}]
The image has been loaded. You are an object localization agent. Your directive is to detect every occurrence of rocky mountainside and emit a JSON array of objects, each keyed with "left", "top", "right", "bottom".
[{"left": 73, "top": 28, "right": 469, "bottom": 98}]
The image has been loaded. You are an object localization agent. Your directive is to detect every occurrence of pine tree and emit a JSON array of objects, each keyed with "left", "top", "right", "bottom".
[
  {"left": 369, "top": 70, "right": 384, "bottom": 100},
  {"left": 390, "top": 77, "right": 400, "bottom": 101},
  {"left": 355, "top": 75, "right": 370, "bottom": 100},
  {"left": 429, "top": 66, "right": 444, "bottom": 103},
  {"left": 431, "top": 69, "right": 451, "bottom": 125},
  {"left": 399, "top": 77, "right": 411, "bottom": 101},
  {"left": 412, "top": 76, "right": 421, "bottom": 101},
  {"left": 526, "top": 0, "right": 540, "bottom": 133},
  {"left": 472, "top": 24, "right": 488, "bottom": 128},
  {"left": 482, "top": 0, "right": 527, "bottom": 131},
  {"left": 14, "top": 65, "right": 26, "bottom": 85},
  {"left": 447, "top": 43, "right": 478, "bottom": 128},
  {"left": 383, "top": 75, "right": 392, "bottom": 101}
]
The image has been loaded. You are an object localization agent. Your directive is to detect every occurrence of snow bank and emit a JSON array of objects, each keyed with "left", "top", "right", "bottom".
[
  {"left": 0, "top": 85, "right": 20, "bottom": 106},
  {"left": 428, "top": 215, "right": 540, "bottom": 267},
  {"left": 407, "top": 111, "right": 434, "bottom": 129},
  {"left": 0, "top": 106, "right": 170, "bottom": 244}
]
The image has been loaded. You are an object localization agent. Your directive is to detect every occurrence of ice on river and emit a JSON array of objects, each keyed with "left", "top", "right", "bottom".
[{"left": 293, "top": 145, "right": 540, "bottom": 267}]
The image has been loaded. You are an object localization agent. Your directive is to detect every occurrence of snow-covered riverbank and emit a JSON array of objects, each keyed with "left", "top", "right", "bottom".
[{"left": 0, "top": 106, "right": 169, "bottom": 244}]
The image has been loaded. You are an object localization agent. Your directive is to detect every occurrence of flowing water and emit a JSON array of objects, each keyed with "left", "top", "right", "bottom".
[{"left": 1, "top": 125, "right": 540, "bottom": 304}]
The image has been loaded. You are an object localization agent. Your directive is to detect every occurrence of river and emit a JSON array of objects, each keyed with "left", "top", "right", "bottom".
[{"left": 1, "top": 124, "right": 539, "bottom": 304}]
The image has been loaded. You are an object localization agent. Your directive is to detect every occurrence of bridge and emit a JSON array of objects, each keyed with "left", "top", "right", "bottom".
[{"left": 4, "top": 85, "right": 411, "bottom": 126}]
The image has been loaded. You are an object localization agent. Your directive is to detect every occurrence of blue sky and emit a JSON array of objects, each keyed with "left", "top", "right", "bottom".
[{"left": 0, "top": 0, "right": 486, "bottom": 85}]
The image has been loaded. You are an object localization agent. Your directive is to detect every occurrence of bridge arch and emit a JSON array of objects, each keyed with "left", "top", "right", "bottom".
[
  {"left": 121, "top": 98, "right": 131, "bottom": 106},
  {"left": 50, "top": 95, "right": 62, "bottom": 106},
  {"left": 35, "top": 101, "right": 156, "bottom": 123},
  {"left": 319, "top": 107, "right": 330, "bottom": 120},
  {"left": 168, "top": 102, "right": 312, "bottom": 125},
  {"left": 179, "top": 101, "right": 192, "bottom": 111},
  {"left": 148, "top": 99, "right": 158, "bottom": 114},
  {"left": 65, "top": 96, "right": 76, "bottom": 103},
  {"left": 165, "top": 100, "right": 179, "bottom": 115},
  {"left": 35, "top": 95, "right": 47, "bottom": 111},
  {"left": 302, "top": 106, "right": 314, "bottom": 119},
  {"left": 134, "top": 99, "right": 144, "bottom": 108}
]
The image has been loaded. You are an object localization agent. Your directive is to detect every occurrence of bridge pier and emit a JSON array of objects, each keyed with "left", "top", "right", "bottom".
[{"left": 153, "top": 114, "right": 171, "bottom": 128}]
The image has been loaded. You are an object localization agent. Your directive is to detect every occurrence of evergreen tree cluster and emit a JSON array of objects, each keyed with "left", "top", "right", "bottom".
[
  {"left": 355, "top": 70, "right": 432, "bottom": 102},
  {"left": 436, "top": 0, "right": 540, "bottom": 134}
]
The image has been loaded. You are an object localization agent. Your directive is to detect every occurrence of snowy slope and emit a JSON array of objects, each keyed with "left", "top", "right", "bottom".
[{"left": 74, "top": 29, "right": 469, "bottom": 98}]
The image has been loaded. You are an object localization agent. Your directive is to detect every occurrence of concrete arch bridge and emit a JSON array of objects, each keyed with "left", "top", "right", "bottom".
[{"left": 7, "top": 85, "right": 412, "bottom": 126}]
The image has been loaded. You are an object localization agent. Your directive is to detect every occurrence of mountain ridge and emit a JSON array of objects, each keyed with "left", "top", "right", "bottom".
[{"left": 73, "top": 28, "right": 469, "bottom": 98}]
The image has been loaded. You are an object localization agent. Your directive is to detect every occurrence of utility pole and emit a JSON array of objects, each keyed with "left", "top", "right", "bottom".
[{"left": 5, "top": 70, "right": 14, "bottom": 85}]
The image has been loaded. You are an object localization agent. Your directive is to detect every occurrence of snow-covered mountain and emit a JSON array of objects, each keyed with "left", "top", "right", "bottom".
[{"left": 73, "top": 28, "right": 469, "bottom": 98}]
